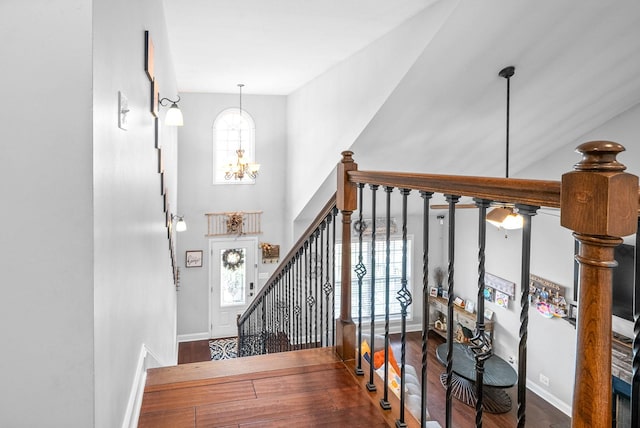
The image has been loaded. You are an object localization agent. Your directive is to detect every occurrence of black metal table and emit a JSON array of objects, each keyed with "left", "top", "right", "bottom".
[{"left": 436, "top": 342, "right": 518, "bottom": 413}]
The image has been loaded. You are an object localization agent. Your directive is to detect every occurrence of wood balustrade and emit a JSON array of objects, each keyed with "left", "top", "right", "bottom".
[{"left": 335, "top": 141, "right": 638, "bottom": 428}]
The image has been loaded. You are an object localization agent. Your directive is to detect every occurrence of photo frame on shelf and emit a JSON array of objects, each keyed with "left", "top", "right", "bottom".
[
  {"left": 441, "top": 290, "right": 449, "bottom": 299},
  {"left": 185, "top": 250, "right": 203, "bottom": 268},
  {"left": 465, "top": 300, "right": 475, "bottom": 314},
  {"left": 429, "top": 287, "right": 438, "bottom": 297}
]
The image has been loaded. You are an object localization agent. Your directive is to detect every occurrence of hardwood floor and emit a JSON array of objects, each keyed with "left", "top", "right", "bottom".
[{"left": 145, "top": 332, "right": 570, "bottom": 427}]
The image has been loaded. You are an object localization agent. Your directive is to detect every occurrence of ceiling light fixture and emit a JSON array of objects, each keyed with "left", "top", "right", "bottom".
[
  {"left": 486, "top": 66, "right": 523, "bottom": 230},
  {"left": 159, "top": 96, "right": 184, "bottom": 126},
  {"left": 224, "top": 84, "right": 260, "bottom": 181}
]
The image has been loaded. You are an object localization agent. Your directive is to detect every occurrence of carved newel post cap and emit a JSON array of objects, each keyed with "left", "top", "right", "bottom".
[
  {"left": 561, "top": 141, "right": 638, "bottom": 237},
  {"left": 574, "top": 141, "right": 627, "bottom": 172},
  {"left": 341, "top": 150, "right": 355, "bottom": 163}
]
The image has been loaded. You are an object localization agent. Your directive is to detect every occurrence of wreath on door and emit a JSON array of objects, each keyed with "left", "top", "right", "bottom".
[{"left": 222, "top": 248, "right": 244, "bottom": 271}]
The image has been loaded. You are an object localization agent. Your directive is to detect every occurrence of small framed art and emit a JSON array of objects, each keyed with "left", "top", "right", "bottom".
[{"left": 186, "top": 250, "right": 203, "bottom": 268}]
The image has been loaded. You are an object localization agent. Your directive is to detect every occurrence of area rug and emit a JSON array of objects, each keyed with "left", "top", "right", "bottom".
[{"left": 209, "top": 337, "right": 238, "bottom": 360}]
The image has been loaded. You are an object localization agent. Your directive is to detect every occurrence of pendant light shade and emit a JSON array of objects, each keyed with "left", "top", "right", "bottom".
[{"left": 486, "top": 207, "right": 523, "bottom": 230}]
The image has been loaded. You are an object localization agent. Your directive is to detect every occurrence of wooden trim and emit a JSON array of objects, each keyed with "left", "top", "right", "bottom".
[{"left": 349, "top": 170, "right": 561, "bottom": 208}]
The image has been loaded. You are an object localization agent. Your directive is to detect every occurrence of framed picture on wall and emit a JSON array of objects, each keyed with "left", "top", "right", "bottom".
[
  {"left": 186, "top": 250, "right": 203, "bottom": 268},
  {"left": 144, "top": 31, "right": 154, "bottom": 81}
]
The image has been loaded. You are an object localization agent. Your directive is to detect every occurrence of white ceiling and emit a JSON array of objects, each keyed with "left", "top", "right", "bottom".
[{"left": 163, "top": 0, "right": 437, "bottom": 94}]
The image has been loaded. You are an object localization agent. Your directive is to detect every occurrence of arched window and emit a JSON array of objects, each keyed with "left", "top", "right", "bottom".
[{"left": 213, "top": 108, "right": 256, "bottom": 184}]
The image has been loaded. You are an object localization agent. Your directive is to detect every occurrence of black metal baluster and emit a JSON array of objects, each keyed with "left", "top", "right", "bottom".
[
  {"left": 396, "top": 188, "right": 413, "bottom": 428},
  {"left": 419, "top": 191, "right": 433, "bottom": 427},
  {"left": 367, "top": 184, "right": 379, "bottom": 391},
  {"left": 261, "top": 294, "right": 267, "bottom": 355},
  {"left": 286, "top": 259, "right": 295, "bottom": 351},
  {"left": 324, "top": 214, "right": 333, "bottom": 347},
  {"left": 295, "top": 252, "right": 300, "bottom": 350},
  {"left": 381, "top": 186, "right": 394, "bottom": 410},
  {"left": 515, "top": 204, "right": 538, "bottom": 428},
  {"left": 332, "top": 207, "right": 338, "bottom": 346},
  {"left": 355, "top": 183, "right": 366, "bottom": 376},
  {"left": 314, "top": 229, "right": 320, "bottom": 347},
  {"left": 472, "top": 199, "right": 492, "bottom": 428},
  {"left": 304, "top": 240, "right": 310, "bottom": 349},
  {"left": 319, "top": 222, "right": 325, "bottom": 346},
  {"left": 444, "top": 194, "right": 460, "bottom": 428},
  {"left": 633, "top": 216, "right": 640, "bottom": 428}
]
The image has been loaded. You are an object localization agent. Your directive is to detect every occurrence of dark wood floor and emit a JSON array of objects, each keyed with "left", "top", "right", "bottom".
[{"left": 147, "top": 331, "right": 570, "bottom": 428}]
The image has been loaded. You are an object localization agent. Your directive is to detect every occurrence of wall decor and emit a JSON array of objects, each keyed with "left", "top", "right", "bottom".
[
  {"left": 465, "top": 300, "right": 475, "bottom": 314},
  {"left": 483, "top": 286, "right": 495, "bottom": 302},
  {"left": 352, "top": 217, "right": 397, "bottom": 236},
  {"left": 151, "top": 78, "right": 159, "bottom": 117},
  {"left": 222, "top": 248, "right": 244, "bottom": 271},
  {"left": 529, "top": 274, "right": 568, "bottom": 318},
  {"left": 144, "top": 31, "right": 154, "bottom": 81},
  {"left": 205, "top": 211, "right": 263, "bottom": 236},
  {"left": 260, "top": 242, "right": 280, "bottom": 264},
  {"left": 154, "top": 118, "right": 161, "bottom": 148},
  {"left": 495, "top": 291, "right": 510, "bottom": 309},
  {"left": 485, "top": 272, "right": 515, "bottom": 297},
  {"left": 429, "top": 287, "right": 438, "bottom": 298},
  {"left": 157, "top": 148, "right": 164, "bottom": 173},
  {"left": 185, "top": 250, "right": 203, "bottom": 268}
]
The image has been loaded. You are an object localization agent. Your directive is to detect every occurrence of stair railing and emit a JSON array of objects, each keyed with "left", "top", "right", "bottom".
[
  {"left": 335, "top": 142, "right": 638, "bottom": 428},
  {"left": 237, "top": 195, "right": 338, "bottom": 357}
]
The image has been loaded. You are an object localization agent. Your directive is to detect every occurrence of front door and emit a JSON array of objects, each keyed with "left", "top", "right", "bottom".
[{"left": 210, "top": 237, "right": 258, "bottom": 338}]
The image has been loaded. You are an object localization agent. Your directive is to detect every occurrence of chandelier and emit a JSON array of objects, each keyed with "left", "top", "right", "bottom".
[{"left": 224, "top": 83, "right": 260, "bottom": 180}]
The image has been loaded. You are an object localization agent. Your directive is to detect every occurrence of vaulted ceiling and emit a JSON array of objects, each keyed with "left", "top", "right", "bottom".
[{"left": 163, "top": 0, "right": 640, "bottom": 220}]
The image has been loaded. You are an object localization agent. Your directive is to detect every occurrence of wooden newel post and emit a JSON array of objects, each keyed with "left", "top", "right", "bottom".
[
  {"left": 560, "top": 141, "right": 638, "bottom": 428},
  {"left": 336, "top": 150, "right": 358, "bottom": 360}
]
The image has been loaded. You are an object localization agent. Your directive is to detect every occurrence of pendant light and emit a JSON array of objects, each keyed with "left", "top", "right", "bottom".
[{"left": 486, "top": 66, "right": 523, "bottom": 230}]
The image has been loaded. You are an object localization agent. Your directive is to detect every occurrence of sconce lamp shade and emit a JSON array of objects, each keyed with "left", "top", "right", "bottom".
[
  {"left": 486, "top": 207, "right": 523, "bottom": 230},
  {"left": 175, "top": 217, "right": 187, "bottom": 232},
  {"left": 172, "top": 214, "right": 187, "bottom": 232},
  {"left": 165, "top": 103, "right": 184, "bottom": 126}
]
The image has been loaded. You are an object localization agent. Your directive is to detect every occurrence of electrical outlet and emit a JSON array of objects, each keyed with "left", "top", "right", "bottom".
[
  {"left": 539, "top": 373, "right": 550, "bottom": 386},
  {"left": 508, "top": 355, "right": 516, "bottom": 364}
]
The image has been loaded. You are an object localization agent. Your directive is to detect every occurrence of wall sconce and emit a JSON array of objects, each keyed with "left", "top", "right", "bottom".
[
  {"left": 171, "top": 214, "right": 187, "bottom": 232},
  {"left": 159, "top": 96, "right": 184, "bottom": 126},
  {"left": 437, "top": 215, "right": 445, "bottom": 225}
]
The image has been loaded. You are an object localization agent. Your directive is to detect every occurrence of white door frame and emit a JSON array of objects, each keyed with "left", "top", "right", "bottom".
[{"left": 208, "top": 236, "right": 258, "bottom": 338}]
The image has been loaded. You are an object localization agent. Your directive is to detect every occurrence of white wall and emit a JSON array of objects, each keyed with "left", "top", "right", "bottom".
[
  {"left": 176, "top": 92, "right": 287, "bottom": 337},
  {"left": 93, "top": 1, "right": 181, "bottom": 427},
  {"left": 0, "top": 1, "right": 181, "bottom": 427},
  {"left": 286, "top": 0, "right": 459, "bottom": 243},
  {"left": 0, "top": 1, "right": 94, "bottom": 427}
]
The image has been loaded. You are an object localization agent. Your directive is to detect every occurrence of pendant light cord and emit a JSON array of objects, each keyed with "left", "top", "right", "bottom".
[{"left": 499, "top": 66, "right": 515, "bottom": 178}]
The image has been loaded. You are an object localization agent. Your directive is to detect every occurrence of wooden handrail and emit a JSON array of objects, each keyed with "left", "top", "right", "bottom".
[
  {"left": 237, "top": 193, "right": 337, "bottom": 325},
  {"left": 348, "top": 170, "right": 561, "bottom": 208}
]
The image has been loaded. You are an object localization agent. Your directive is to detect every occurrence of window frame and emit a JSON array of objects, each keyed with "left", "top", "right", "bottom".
[
  {"left": 212, "top": 107, "right": 256, "bottom": 185},
  {"left": 335, "top": 234, "right": 414, "bottom": 322}
]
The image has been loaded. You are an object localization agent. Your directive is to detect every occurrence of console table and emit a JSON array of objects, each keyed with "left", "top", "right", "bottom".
[
  {"left": 428, "top": 296, "right": 494, "bottom": 344},
  {"left": 436, "top": 342, "right": 517, "bottom": 413}
]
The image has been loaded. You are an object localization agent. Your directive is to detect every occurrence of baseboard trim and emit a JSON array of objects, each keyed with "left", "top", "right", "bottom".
[
  {"left": 526, "top": 379, "right": 572, "bottom": 417},
  {"left": 178, "top": 332, "right": 210, "bottom": 342},
  {"left": 122, "top": 345, "right": 148, "bottom": 428}
]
